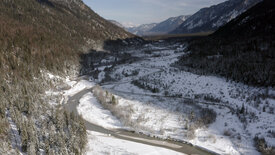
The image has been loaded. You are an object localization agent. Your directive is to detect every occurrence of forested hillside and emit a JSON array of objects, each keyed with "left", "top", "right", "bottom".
[
  {"left": 175, "top": 0, "right": 275, "bottom": 87},
  {"left": 0, "top": 0, "right": 133, "bottom": 154}
]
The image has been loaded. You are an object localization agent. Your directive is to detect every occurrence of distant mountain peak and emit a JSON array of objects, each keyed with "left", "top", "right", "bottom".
[
  {"left": 126, "top": 23, "right": 157, "bottom": 36},
  {"left": 149, "top": 15, "right": 190, "bottom": 34},
  {"left": 122, "top": 22, "right": 140, "bottom": 28},
  {"left": 126, "top": 15, "right": 190, "bottom": 36}
]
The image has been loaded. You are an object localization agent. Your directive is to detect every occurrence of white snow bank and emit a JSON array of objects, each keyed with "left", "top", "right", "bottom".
[
  {"left": 86, "top": 131, "right": 185, "bottom": 155},
  {"left": 190, "top": 107, "right": 260, "bottom": 155},
  {"left": 77, "top": 92, "right": 123, "bottom": 129},
  {"left": 64, "top": 80, "right": 95, "bottom": 97},
  {"left": 47, "top": 72, "right": 62, "bottom": 80}
]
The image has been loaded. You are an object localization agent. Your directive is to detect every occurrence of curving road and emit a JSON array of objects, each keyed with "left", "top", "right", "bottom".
[{"left": 64, "top": 88, "right": 216, "bottom": 155}]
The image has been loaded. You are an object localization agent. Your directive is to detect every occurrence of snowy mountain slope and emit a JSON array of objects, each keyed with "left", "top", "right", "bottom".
[
  {"left": 178, "top": 0, "right": 275, "bottom": 87},
  {"left": 171, "top": 0, "right": 262, "bottom": 34},
  {"left": 127, "top": 15, "right": 190, "bottom": 36},
  {"left": 213, "top": 0, "right": 275, "bottom": 37},
  {"left": 150, "top": 15, "right": 191, "bottom": 34}
]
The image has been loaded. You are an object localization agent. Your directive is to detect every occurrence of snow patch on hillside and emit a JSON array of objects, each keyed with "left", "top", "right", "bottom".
[{"left": 6, "top": 110, "right": 23, "bottom": 154}]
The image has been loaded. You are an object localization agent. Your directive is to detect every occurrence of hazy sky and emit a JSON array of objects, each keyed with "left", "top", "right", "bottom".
[{"left": 83, "top": 0, "right": 227, "bottom": 26}]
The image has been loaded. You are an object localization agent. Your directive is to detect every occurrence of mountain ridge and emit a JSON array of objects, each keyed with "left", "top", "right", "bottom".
[
  {"left": 127, "top": 15, "right": 190, "bottom": 36},
  {"left": 149, "top": 15, "right": 191, "bottom": 34},
  {"left": 171, "top": 0, "right": 262, "bottom": 34}
]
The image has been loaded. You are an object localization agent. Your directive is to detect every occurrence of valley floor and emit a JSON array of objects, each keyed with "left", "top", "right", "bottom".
[{"left": 46, "top": 41, "right": 275, "bottom": 155}]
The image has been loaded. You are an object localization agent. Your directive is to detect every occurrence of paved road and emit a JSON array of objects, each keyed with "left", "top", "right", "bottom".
[{"left": 64, "top": 88, "right": 217, "bottom": 155}]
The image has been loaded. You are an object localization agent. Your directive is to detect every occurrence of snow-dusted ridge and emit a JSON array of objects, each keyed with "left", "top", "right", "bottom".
[{"left": 172, "top": 0, "right": 262, "bottom": 34}]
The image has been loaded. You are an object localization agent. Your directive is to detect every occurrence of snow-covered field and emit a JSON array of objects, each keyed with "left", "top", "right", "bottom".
[
  {"left": 46, "top": 41, "right": 274, "bottom": 155},
  {"left": 77, "top": 92, "right": 123, "bottom": 129},
  {"left": 94, "top": 42, "right": 274, "bottom": 155}
]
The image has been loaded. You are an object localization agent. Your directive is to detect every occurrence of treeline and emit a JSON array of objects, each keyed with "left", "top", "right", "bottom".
[
  {"left": 8, "top": 107, "right": 86, "bottom": 154},
  {"left": 0, "top": 69, "right": 88, "bottom": 154}
]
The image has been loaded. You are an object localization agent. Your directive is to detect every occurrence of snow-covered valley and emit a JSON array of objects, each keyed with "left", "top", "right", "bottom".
[{"left": 46, "top": 41, "right": 275, "bottom": 155}]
